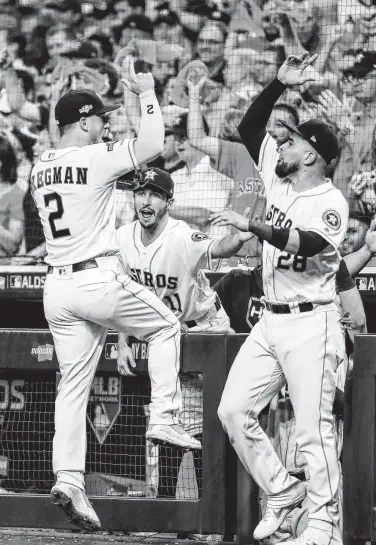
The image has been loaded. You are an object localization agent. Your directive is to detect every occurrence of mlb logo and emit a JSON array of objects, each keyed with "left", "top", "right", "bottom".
[
  {"left": 9, "top": 275, "right": 22, "bottom": 288},
  {"left": 105, "top": 343, "right": 118, "bottom": 359},
  {"left": 356, "top": 277, "right": 368, "bottom": 290}
]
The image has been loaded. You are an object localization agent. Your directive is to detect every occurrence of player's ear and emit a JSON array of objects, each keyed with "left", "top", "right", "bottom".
[
  {"left": 79, "top": 117, "right": 89, "bottom": 133},
  {"left": 303, "top": 150, "right": 316, "bottom": 166},
  {"left": 167, "top": 198, "right": 174, "bottom": 208}
]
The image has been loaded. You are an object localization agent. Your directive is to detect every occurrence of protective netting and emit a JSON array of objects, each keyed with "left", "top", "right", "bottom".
[
  {"left": 0, "top": 371, "right": 202, "bottom": 498},
  {"left": 0, "top": 0, "right": 373, "bottom": 265}
]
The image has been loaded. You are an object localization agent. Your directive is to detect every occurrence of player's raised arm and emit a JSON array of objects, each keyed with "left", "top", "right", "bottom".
[
  {"left": 209, "top": 209, "right": 330, "bottom": 258},
  {"left": 238, "top": 52, "right": 317, "bottom": 165},
  {"left": 121, "top": 56, "right": 164, "bottom": 166}
]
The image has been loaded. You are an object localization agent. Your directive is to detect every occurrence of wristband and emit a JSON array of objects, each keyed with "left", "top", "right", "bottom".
[
  {"left": 270, "top": 226, "right": 289, "bottom": 250},
  {"left": 139, "top": 89, "right": 155, "bottom": 99}
]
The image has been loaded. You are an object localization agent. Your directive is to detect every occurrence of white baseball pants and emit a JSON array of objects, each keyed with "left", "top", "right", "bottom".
[
  {"left": 43, "top": 256, "right": 181, "bottom": 482},
  {"left": 218, "top": 304, "right": 344, "bottom": 545}
]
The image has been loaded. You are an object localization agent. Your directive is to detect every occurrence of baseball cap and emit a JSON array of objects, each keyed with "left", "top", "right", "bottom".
[
  {"left": 121, "top": 14, "right": 154, "bottom": 35},
  {"left": 135, "top": 168, "right": 174, "bottom": 198},
  {"left": 45, "top": 0, "right": 81, "bottom": 12},
  {"left": 60, "top": 41, "right": 98, "bottom": 59},
  {"left": 55, "top": 89, "right": 120, "bottom": 127},
  {"left": 277, "top": 118, "right": 339, "bottom": 165},
  {"left": 170, "top": 112, "right": 209, "bottom": 136}
]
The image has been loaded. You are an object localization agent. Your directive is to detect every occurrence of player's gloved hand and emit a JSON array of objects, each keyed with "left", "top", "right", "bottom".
[
  {"left": 277, "top": 51, "right": 318, "bottom": 87},
  {"left": 117, "top": 336, "right": 137, "bottom": 377},
  {"left": 209, "top": 209, "right": 249, "bottom": 232},
  {"left": 121, "top": 56, "right": 155, "bottom": 95},
  {"left": 365, "top": 216, "right": 376, "bottom": 254}
]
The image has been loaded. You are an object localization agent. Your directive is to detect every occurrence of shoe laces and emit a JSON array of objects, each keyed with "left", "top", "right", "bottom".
[{"left": 262, "top": 505, "right": 278, "bottom": 522}]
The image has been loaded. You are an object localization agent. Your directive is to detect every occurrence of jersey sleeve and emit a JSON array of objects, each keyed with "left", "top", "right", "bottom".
[
  {"left": 305, "top": 190, "right": 349, "bottom": 250},
  {"left": 177, "top": 227, "right": 216, "bottom": 275},
  {"left": 89, "top": 139, "right": 136, "bottom": 184},
  {"left": 255, "top": 133, "right": 279, "bottom": 196}
]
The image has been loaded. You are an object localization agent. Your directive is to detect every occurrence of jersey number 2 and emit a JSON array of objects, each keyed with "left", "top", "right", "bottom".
[
  {"left": 277, "top": 253, "right": 307, "bottom": 272},
  {"left": 44, "top": 193, "right": 71, "bottom": 239}
]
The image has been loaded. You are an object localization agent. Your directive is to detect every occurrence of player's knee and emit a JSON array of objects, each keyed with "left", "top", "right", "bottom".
[{"left": 218, "top": 395, "right": 257, "bottom": 433}]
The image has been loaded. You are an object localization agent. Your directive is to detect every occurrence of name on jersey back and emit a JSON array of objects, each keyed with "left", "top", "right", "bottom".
[{"left": 31, "top": 166, "right": 88, "bottom": 191}]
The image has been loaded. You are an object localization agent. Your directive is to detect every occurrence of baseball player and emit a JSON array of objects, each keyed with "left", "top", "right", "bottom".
[
  {"left": 30, "top": 58, "right": 189, "bottom": 531},
  {"left": 115, "top": 167, "right": 251, "bottom": 511},
  {"left": 211, "top": 52, "right": 349, "bottom": 545}
]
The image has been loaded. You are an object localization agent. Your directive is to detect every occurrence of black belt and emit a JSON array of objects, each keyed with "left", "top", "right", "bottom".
[
  {"left": 264, "top": 301, "right": 313, "bottom": 314},
  {"left": 185, "top": 296, "right": 222, "bottom": 328},
  {"left": 47, "top": 259, "right": 98, "bottom": 274}
]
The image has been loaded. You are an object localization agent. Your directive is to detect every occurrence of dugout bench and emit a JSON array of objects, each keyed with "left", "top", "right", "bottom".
[{"left": 0, "top": 329, "right": 258, "bottom": 539}]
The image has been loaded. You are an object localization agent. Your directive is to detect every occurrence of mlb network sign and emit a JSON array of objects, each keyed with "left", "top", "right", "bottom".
[{"left": 31, "top": 343, "right": 54, "bottom": 362}]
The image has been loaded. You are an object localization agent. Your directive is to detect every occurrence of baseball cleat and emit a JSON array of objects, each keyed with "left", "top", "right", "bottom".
[
  {"left": 146, "top": 424, "right": 202, "bottom": 449},
  {"left": 254, "top": 483, "right": 306, "bottom": 540},
  {"left": 51, "top": 482, "right": 101, "bottom": 531}
]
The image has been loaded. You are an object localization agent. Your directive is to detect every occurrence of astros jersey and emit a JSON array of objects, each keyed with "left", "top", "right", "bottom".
[
  {"left": 116, "top": 218, "right": 218, "bottom": 323},
  {"left": 30, "top": 140, "right": 135, "bottom": 266},
  {"left": 257, "top": 133, "right": 349, "bottom": 304}
]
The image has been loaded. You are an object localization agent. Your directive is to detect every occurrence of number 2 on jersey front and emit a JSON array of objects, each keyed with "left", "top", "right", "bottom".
[
  {"left": 277, "top": 252, "right": 307, "bottom": 272},
  {"left": 44, "top": 192, "right": 71, "bottom": 240}
]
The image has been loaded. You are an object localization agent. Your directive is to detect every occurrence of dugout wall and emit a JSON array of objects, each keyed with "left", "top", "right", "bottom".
[{"left": 0, "top": 330, "right": 249, "bottom": 536}]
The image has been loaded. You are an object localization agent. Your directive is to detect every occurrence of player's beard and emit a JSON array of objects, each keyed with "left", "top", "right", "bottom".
[
  {"left": 275, "top": 158, "right": 300, "bottom": 179},
  {"left": 138, "top": 205, "right": 169, "bottom": 231}
]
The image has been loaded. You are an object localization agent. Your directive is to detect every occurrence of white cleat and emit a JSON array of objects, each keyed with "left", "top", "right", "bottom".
[
  {"left": 51, "top": 482, "right": 101, "bottom": 531},
  {"left": 254, "top": 483, "right": 306, "bottom": 540},
  {"left": 146, "top": 424, "right": 202, "bottom": 449}
]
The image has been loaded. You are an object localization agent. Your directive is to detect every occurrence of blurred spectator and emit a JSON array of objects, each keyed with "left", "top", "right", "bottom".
[
  {"left": 154, "top": 3, "right": 184, "bottom": 44},
  {"left": 333, "top": 51, "right": 376, "bottom": 196},
  {"left": 45, "top": 24, "right": 79, "bottom": 59},
  {"left": 195, "top": 20, "right": 228, "bottom": 84},
  {"left": 41, "top": 0, "right": 83, "bottom": 27},
  {"left": 339, "top": 211, "right": 371, "bottom": 257},
  {"left": 84, "top": 31, "right": 114, "bottom": 60},
  {"left": 114, "top": 14, "right": 154, "bottom": 48},
  {"left": 169, "top": 112, "right": 234, "bottom": 238},
  {"left": 0, "top": 133, "right": 25, "bottom": 260},
  {"left": 113, "top": 0, "right": 146, "bottom": 21}
]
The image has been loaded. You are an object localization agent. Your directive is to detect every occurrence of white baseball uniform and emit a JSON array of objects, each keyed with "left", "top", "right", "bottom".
[
  {"left": 218, "top": 133, "right": 348, "bottom": 545},
  {"left": 31, "top": 139, "right": 181, "bottom": 487},
  {"left": 117, "top": 216, "right": 232, "bottom": 495},
  {"left": 116, "top": 217, "right": 230, "bottom": 330}
]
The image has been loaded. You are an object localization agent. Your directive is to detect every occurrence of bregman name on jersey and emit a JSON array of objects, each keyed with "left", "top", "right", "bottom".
[{"left": 30, "top": 167, "right": 88, "bottom": 192}]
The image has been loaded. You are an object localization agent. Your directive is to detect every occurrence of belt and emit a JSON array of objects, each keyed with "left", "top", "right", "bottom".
[
  {"left": 264, "top": 301, "right": 313, "bottom": 314},
  {"left": 47, "top": 259, "right": 98, "bottom": 274},
  {"left": 185, "top": 296, "right": 222, "bottom": 328}
]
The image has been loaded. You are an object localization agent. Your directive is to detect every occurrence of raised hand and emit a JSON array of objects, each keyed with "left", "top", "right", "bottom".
[
  {"left": 277, "top": 52, "right": 318, "bottom": 87},
  {"left": 187, "top": 71, "right": 206, "bottom": 99},
  {"left": 121, "top": 55, "right": 154, "bottom": 95},
  {"left": 365, "top": 216, "right": 376, "bottom": 254},
  {"left": 209, "top": 209, "right": 249, "bottom": 232}
]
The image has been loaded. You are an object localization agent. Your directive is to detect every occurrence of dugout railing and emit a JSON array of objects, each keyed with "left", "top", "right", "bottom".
[{"left": 0, "top": 330, "right": 255, "bottom": 537}]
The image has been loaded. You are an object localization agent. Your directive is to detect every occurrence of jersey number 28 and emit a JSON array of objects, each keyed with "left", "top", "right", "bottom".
[
  {"left": 44, "top": 193, "right": 71, "bottom": 239},
  {"left": 277, "top": 252, "right": 307, "bottom": 272}
]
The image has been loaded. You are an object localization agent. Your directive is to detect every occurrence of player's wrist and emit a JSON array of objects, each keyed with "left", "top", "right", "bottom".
[{"left": 139, "top": 89, "right": 155, "bottom": 99}]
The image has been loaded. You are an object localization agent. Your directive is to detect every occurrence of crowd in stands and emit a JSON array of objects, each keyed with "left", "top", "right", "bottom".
[{"left": 0, "top": 0, "right": 375, "bottom": 265}]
